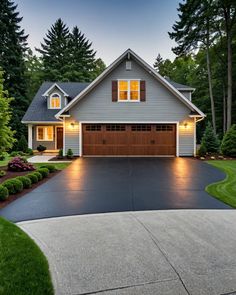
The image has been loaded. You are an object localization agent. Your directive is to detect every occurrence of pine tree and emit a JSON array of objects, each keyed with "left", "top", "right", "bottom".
[
  {"left": 66, "top": 26, "right": 97, "bottom": 82},
  {"left": 201, "top": 121, "right": 220, "bottom": 153},
  {"left": 153, "top": 54, "right": 163, "bottom": 71},
  {"left": 0, "top": 69, "right": 16, "bottom": 155},
  {"left": 0, "top": 0, "right": 28, "bottom": 138},
  {"left": 221, "top": 124, "right": 236, "bottom": 156},
  {"left": 17, "top": 134, "right": 28, "bottom": 153},
  {"left": 36, "top": 18, "right": 70, "bottom": 81}
]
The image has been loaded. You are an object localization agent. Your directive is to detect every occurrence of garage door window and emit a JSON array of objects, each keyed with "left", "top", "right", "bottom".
[
  {"left": 106, "top": 125, "right": 126, "bottom": 131},
  {"left": 131, "top": 125, "right": 151, "bottom": 131},
  {"left": 85, "top": 125, "right": 102, "bottom": 131},
  {"left": 156, "top": 125, "right": 173, "bottom": 131}
]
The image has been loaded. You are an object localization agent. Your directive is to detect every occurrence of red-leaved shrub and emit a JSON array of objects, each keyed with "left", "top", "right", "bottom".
[{"left": 8, "top": 157, "right": 35, "bottom": 172}]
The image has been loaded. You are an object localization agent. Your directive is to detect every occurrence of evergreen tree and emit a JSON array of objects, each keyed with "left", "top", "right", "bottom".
[
  {"left": 17, "top": 134, "right": 28, "bottom": 153},
  {"left": 221, "top": 124, "right": 236, "bottom": 156},
  {"left": 0, "top": 0, "right": 28, "bottom": 138},
  {"left": 36, "top": 18, "right": 70, "bottom": 81},
  {"left": 201, "top": 122, "right": 220, "bottom": 153},
  {"left": 153, "top": 53, "right": 163, "bottom": 72},
  {"left": 66, "top": 26, "right": 96, "bottom": 82},
  {"left": 0, "top": 70, "right": 16, "bottom": 155}
]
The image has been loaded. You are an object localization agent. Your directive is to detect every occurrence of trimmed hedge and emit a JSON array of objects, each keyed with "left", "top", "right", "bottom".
[
  {"left": 26, "top": 173, "right": 38, "bottom": 184},
  {"left": 0, "top": 185, "right": 9, "bottom": 201},
  {"left": 16, "top": 176, "right": 32, "bottom": 189},
  {"left": 40, "top": 164, "right": 56, "bottom": 173},
  {"left": 38, "top": 168, "right": 49, "bottom": 178},
  {"left": 34, "top": 171, "right": 43, "bottom": 181},
  {"left": 2, "top": 179, "right": 23, "bottom": 194}
]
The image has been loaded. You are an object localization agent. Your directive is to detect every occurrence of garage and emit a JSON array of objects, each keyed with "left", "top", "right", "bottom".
[{"left": 82, "top": 124, "right": 176, "bottom": 156}]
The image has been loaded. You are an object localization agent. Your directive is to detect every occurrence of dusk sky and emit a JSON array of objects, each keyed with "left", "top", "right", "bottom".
[{"left": 15, "top": 0, "right": 182, "bottom": 66}]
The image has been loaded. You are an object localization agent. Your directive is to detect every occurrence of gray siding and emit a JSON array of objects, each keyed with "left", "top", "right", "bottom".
[
  {"left": 32, "top": 125, "right": 62, "bottom": 151},
  {"left": 66, "top": 58, "right": 195, "bottom": 156},
  {"left": 64, "top": 119, "right": 80, "bottom": 155},
  {"left": 179, "top": 91, "right": 191, "bottom": 101}
]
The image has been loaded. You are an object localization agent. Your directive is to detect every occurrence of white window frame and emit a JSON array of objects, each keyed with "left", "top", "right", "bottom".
[
  {"left": 36, "top": 126, "right": 54, "bottom": 141},
  {"left": 49, "top": 93, "right": 61, "bottom": 109},
  {"left": 118, "top": 79, "right": 140, "bottom": 102}
]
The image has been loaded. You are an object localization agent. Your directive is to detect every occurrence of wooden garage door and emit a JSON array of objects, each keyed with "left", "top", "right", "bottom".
[{"left": 82, "top": 124, "right": 176, "bottom": 156}]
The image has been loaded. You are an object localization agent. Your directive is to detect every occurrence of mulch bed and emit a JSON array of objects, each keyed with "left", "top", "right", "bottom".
[
  {"left": 0, "top": 169, "right": 60, "bottom": 209},
  {"left": 195, "top": 155, "right": 236, "bottom": 161},
  {"left": 49, "top": 156, "right": 78, "bottom": 161}
]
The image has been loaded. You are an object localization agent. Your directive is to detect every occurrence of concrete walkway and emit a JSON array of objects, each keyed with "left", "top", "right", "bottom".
[
  {"left": 28, "top": 155, "right": 71, "bottom": 163},
  {"left": 19, "top": 210, "right": 236, "bottom": 295}
]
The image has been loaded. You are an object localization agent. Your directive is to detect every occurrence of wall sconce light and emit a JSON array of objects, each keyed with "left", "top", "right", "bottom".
[
  {"left": 184, "top": 122, "right": 188, "bottom": 128},
  {"left": 70, "top": 122, "right": 75, "bottom": 128}
]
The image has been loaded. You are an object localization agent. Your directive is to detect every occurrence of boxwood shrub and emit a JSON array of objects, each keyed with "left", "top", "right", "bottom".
[
  {"left": 26, "top": 173, "right": 38, "bottom": 184},
  {"left": 34, "top": 171, "right": 43, "bottom": 181},
  {"left": 16, "top": 176, "right": 32, "bottom": 189},
  {"left": 38, "top": 168, "right": 49, "bottom": 178},
  {"left": 0, "top": 185, "right": 9, "bottom": 201},
  {"left": 40, "top": 164, "right": 56, "bottom": 173},
  {"left": 2, "top": 179, "right": 23, "bottom": 194}
]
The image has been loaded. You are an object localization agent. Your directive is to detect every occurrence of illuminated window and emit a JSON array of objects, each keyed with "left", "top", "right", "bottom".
[
  {"left": 37, "top": 126, "right": 53, "bottom": 141},
  {"left": 118, "top": 80, "right": 140, "bottom": 101},
  {"left": 50, "top": 93, "right": 61, "bottom": 109}
]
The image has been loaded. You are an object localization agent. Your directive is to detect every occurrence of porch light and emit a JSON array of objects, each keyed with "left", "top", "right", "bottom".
[
  {"left": 70, "top": 122, "right": 75, "bottom": 128},
  {"left": 184, "top": 122, "right": 188, "bottom": 128}
]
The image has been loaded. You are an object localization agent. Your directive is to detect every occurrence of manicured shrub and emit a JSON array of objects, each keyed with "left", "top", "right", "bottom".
[
  {"left": 17, "top": 135, "right": 28, "bottom": 153},
  {"left": 0, "top": 154, "right": 5, "bottom": 161},
  {"left": 26, "top": 148, "right": 34, "bottom": 155},
  {"left": 2, "top": 179, "right": 23, "bottom": 194},
  {"left": 197, "top": 144, "right": 207, "bottom": 157},
  {"left": 37, "top": 145, "right": 46, "bottom": 153},
  {"left": 37, "top": 168, "right": 49, "bottom": 178},
  {"left": 10, "top": 151, "right": 19, "bottom": 157},
  {"left": 201, "top": 122, "right": 220, "bottom": 153},
  {"left": 26, "top": 173, "right": 38, "bottom": 184},
  {"left": 58, "top": 149, "right": 63, "bottom": 159},
  {"left": 34, "top": 171, "right": 43, "bottom": 181},
  {"left": 67, "top": 148, "right": 73, "bottom": 159},
  {"left": 221, "top": 124, "right": 236, "bottom": 157},
  {"left": 0, "top": 185, "right": 9, "bottom": 201},
  {"left": 40, "top": 164, "right": 56, "bottom": 173},
  {"left": 0, "top": 170, "right": 6, "bottom": 177},
  {"left": 16, "top": 176, "right": 32, "bottom": 189},
  {"left": 8, "top": 157, "right": 35, "bottom": 172}
]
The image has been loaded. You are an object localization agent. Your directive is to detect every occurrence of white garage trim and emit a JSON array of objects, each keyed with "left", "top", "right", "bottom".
[{"left": 79, "top": 121, "right": 179, "bottom": 157}]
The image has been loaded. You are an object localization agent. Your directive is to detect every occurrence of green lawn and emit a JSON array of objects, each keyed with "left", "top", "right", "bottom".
[
  {"left": 0, "top": 156, "right": 13, "bottom": 167},
  {"left": 0, "top": 217, "right": 54, "bottom": 295},
  {"left": 34, "top": 162, "right": 71, "bottom": 170},
  {"left": 206, "top": 160, "right": 236, "bottom": 208}
]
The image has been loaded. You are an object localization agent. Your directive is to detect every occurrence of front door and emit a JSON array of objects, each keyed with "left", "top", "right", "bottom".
[{"left": 56, "top": 127, "right": 63, "bottom": 149}]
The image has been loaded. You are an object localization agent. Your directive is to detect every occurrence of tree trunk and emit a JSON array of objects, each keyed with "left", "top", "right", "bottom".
[
  {"left": 206, "top": 42, "right": 216, "bottom": 134},
  {"left": 223, "top": 84, "right": 226, "bottom": 134},
  {"left": 226, "top": 31, "right": 232, "bottom": 130}
]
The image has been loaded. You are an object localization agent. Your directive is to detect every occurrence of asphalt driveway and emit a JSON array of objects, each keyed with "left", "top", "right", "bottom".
[{"left": 0, "top": 158, "right": 230, "bottom": 222}]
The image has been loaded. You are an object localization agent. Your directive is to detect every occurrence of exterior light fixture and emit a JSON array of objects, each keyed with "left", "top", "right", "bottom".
[
  {"left": 184, "top": 122, "right": 188, "bottom": 128},
  {"left": 70, "top": 122, "right": 75, "bottom": 128}
]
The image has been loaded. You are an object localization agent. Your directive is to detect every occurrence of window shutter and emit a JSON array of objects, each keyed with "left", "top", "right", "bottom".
[
  {"left": 140, "top": 80, "right": 146, "bottom": 101},
  {"left": 112, "top": 81, "right": 118, "bottom": 102}
]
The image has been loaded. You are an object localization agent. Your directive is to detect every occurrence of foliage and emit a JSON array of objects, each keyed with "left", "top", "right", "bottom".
[
  {"left": 34, "top": 162, "right": 70, "bottom": 170},
  {"left": 201, "top": 122, "right": 220, "bottom": 153},
  {"left": 8, "top": 157, "right": 35, "bottom": 172},
  {"left": 10, "top": 151, "right": 20, "bottom": 157},
  {"left": 2, "top": 178, "right": 23, "bottom": 194},
  {"left": 16, "top": 176, "right": 32, "bottom": 189},
  {"left": 26, "top": 173, "right": 38, "bottom": 184},
  {"left": 17, "top": 135, "right": 28, "bottom": 153},
  {"left": 67, "top": 148, "right": 73, "bottom": 159},
  {"left": 0, "top": 170, "right": 6, "bottom": 177},
  {"left": 26, "top": 148, "right": 34, "bottom": 155},
  {"left": 198, "top": 144, "right": 207, "bottom": 157},
  {"left": 0, "top": 217, "right": 54, "bottom": 295},
  {"left": 0, "top": 185, "right": 9, "bottom": 201},
  {"left": 221, "top": 124, "right": 236, "bottom": 157},
  {"left": 58, "top": 149, "right": 63, "bottom": 158},
  {"left": 40, "top": 164, "right": 57, "bottom": 173},
  {"left": 37, "top": 168, "right": 49, "bottom": 178},
  {"left": 0, "top": 70, "right": 16, "bottom": 154},
  {"left": 0, "top": 0, "right": 29, "bottom": 139},
  {"left": 37, "top": 145, "right": 46, "bottom": 153},
  {"left": 34, "top": 171, "right": 43, "bottom": 181}
]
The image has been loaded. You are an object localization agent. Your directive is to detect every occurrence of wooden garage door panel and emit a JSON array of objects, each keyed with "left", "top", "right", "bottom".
[{"left": 82, "top": 124, "right": 176, "bottom": 156}]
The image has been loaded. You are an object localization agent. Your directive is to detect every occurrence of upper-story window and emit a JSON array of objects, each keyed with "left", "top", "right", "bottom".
[
  {"left": 118, "top": 80, "right": 140, "bottom": 102},
  {"left": 50, "top": 93, "right": 61, "bottom": 109}
]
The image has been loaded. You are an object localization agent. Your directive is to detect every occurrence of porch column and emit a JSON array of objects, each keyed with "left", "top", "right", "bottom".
[{"left": 28, "top": 124, "right": 33, "bottom": 149}]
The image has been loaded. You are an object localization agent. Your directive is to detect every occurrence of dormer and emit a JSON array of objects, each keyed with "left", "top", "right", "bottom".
[{"left": 42, "top": 83, "right": 69, "bottom": 110}]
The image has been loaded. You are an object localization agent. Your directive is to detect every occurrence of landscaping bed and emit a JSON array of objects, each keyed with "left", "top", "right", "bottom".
[{"left": 0, "top": 217, "right": 54, "bottom": 295}]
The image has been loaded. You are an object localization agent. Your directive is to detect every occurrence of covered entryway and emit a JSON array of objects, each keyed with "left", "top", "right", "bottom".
[{"left": 82, "top": 124, "right": 176, "bottom": 156}]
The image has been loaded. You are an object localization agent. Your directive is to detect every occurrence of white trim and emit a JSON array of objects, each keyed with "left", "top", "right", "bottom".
[
  {"left": 42, "top": 83, "right": 69, "bottom": 97},
  {"left": 49, "top": 92, "right": 61, "bottom": 109},
  {"left": 63, "top": 118, "right": 66, "bottom": 156},
  {"left": 177, "top": 88, "right": 195, "bottom": 91},
  {"left": 22, "top": 121, "right": 62, "bottom": 124},
  {"left": 55, "top": 126, "right": 63, "bottom": 150},
  {"left": 55, "top": 49, "right": 205, "bottom": 119},
  {"left": 28, "top": 124, "right": 33, "bottom": 149},
  {"left": 118, "top": 79, "right": 140, "bottom": 102},
  {"left": 36, "top": 126, "right": 54, "bottom": 141},
  {"left": 193, "top": 117, "right": 196, "bottom": 157},
  {"left": 80, "top": 121, "right": 179, "bottom": 157}
]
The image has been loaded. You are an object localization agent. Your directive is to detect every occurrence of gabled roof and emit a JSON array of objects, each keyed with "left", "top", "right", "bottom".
[
  {"left": 22, "top": 82, "right": 89, "bottom": 123},
  {"left": 56, "top": 49, "right": 205, "bottom": 118},
  {"left": 164, "top": 78, "right": 195, "bottom": 91},
  {"left": 42, "top": 83, "right": 69, "bottom": 97}
]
